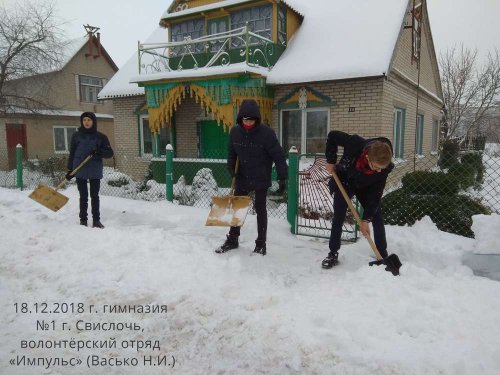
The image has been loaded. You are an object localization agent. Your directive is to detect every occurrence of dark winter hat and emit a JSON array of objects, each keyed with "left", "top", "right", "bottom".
[
  {"left": 80, "top": 112, "right": 97, "bottom": 132},
  {"left": 237, "top": 99, "right": 261, "bottom": 126}
]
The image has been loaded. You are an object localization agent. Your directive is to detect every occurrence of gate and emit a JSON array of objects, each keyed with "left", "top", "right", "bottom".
[{"left": 294, "top": 153, "right": 358, "bottom": 241}]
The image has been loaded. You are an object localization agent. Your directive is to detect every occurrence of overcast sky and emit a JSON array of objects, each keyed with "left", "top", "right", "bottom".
[{"left": 2, "top": 0, "right": 499, "bottom": 68}]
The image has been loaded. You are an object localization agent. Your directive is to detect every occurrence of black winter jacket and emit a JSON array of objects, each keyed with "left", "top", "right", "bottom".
[
  {"left": 325, "top": 130, "right": 394, "bottom": 221},
  {"left": 228, "top": 100, "right": 288, "bottom": 191},
  {"left": 67, "top": 113, "right": 114, "bottom": 179}
]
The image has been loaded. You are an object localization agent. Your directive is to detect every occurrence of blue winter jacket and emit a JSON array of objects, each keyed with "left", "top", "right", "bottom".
[
  {"left": 227, "top": 99, "right": 288, "bottom": 191},
  {"left": 67, "top": 113, "right": 114, "bottom": 179}
]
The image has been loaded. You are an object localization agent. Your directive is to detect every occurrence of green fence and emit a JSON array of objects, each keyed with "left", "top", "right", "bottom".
[{"left": 4, "top": 143, "right": 500, "bottom": 239}]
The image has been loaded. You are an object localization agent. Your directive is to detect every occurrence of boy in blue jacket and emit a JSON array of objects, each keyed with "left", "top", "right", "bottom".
[
  {"left": 323, "top": 131, "right": 394, "bottom": 268},
  {"left": 66, "top": 112, "right": 114, "bottom": 228}
]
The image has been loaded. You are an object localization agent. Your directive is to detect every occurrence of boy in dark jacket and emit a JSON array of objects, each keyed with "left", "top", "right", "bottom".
[
  {"left": 66, "top": 112, "right": 114, "bottom": 228},
  {"left": 322, "top": 130, "right": 394, "bottom": 268},
  {"left": 216, "top": 99, "right": 288, "bottom": 256}
]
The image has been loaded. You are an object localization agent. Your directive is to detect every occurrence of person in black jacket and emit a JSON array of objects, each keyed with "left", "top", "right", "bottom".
[
  {"left": 216, "top": 99, "right": 288, "bottom": 256},
  {"left": 66, "top": 112, "right": 114, "bottom": 228},
  {"left": 322, "top": 130, "right": 394, "bottom": 268}
]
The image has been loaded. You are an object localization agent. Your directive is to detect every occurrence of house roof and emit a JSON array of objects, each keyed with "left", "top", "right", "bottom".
[
  {"left": 266, "top": 0, "right": 409, "bottom": 84},
  {"left": 98, "top": 28, "right": 169, "bottom": 99},
  {"left": 101, "top": 0, "right": 415, "bottom": 97},
  {"left": 162, "top": 0, "right": 303, "bottom": 22},
  {"left": 130, "top": 62, "right": 270, "bottom": 85},
  {"left": 45, "top": 35, "right": 118, "bottom": 75}
]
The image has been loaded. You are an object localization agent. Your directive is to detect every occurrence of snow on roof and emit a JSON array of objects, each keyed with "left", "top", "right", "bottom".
[
  {"left": 266, "top": 0, "right": 408, "bottom": 84},
  {"left": 163, "top": 0, "right": 303, "bottom": 21},
  {"left": 9, "top": 108, "right": 113, "bottom": 118},
  {"left": 98, "top": 28, "right": 168, "bottom": 99},
  {"left": 130, "top": 62, "right": 269, "bottom": 85},
  {"left": 163, "top": 0, "right": 254, "bottom": 20}
]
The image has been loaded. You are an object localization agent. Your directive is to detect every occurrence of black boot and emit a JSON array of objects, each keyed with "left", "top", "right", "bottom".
[
  {"left": 92, "top": 221, "right": 105, "bottom": 229},
  {"left": 321, "top": 252, "right": 339, "bottom": 269},
  {"left": 80, "top": 219, "right": 87, "bottom": 226},
  {"left": 252, "top": 240, "right": 266, "bottom": 256},
  {"left": 215, "top": 235, "right": 239, "bottom": 253}
]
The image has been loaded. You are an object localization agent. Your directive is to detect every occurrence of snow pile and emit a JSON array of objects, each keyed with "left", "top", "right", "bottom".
[
  {"left": 472, "top": 214, "right": 500, "bottom": 255},
  {"left": 1, "top": 187, "right": 500, "bottom": 374}
]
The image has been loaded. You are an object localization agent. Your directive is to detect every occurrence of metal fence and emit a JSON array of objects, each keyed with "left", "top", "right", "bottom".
[{"left": 2, "top": 144, "right": 499, "bottom": 239}]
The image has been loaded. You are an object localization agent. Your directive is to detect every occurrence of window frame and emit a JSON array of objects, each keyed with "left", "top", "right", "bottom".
[
  {"left": 393, "top": 107, "right": 406, "bottom": 159},
  {"left": 139, "top": 115, "right": 171, "bottom": 157},
  {"left": 280, "top": 107, "right": 330, "bottom": 154},
  {"left": 139, "top": 115, "right": 154, "bottom": 157},
  {"left": 416, "top": 114, "right": 424, "bottom": 155},
  {"left": 53, "top": 126, "right": 78, "bottom": 153},
  {"left": 431, "top": 118, "right": 439, "bottom": 153},
  {"left": 79, "top": 75, "right": 104, "bottom": 103},
  {"left": 230, "top": 4, "right": 273, "bottom": 47},
  {"left": 169, "top": 17, "right": 205, "bottom": 55}
]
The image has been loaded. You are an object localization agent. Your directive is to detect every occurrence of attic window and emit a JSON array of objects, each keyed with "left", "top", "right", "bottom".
[
  {"left": 277, "top": 4, "right": 287, "bottom": 46},
  {"left": 79, "top": 75, "right": 103, "bottom": 103},
  {"left": 412, "top": 3, "right": 422, "bottom": 61},
  {"left": 170, "top": 18, "right": 205, "bottom": 56},
  {"left": 230, "top": 4, "right": 272, "bottom": 47}
]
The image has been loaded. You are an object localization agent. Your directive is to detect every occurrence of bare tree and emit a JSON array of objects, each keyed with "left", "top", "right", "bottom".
[
  {"left": 439, "top": 45, "right": 500, "bottom": 142},
  {"left": 0, "top": 0, "right": 67, "bottom": 114}
]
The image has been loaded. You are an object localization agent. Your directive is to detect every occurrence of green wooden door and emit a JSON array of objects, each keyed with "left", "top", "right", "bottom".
[{"left": 200, "top": 120, "right": 229, "bottom": 159}]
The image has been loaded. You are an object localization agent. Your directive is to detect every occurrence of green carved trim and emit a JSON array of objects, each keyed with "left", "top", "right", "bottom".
[
  {"left": 143, "top": 76, "right": 273, "bottom": 109},
  {"left": 145, "top": 83, "right": 180, "bottom": 108}
]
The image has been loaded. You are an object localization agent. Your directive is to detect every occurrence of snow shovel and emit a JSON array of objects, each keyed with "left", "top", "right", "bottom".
[
  {"left": 28, "top": 154, "right": 93, "bottom": 212},
  {"left": 330, "top": 170, "right": 402, "bottom": 276},
  {"left": 205, "top": 159, "right": 252, "bottom": 227}
]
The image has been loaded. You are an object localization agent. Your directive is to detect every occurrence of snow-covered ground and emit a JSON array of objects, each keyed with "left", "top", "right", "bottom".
[{"left": 1, "top": 186, "right": 500, "bottom": 374}]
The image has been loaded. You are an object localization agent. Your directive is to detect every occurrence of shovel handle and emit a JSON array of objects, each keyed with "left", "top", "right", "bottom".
[
  {"left": 229, "top": 158, "right": 240, "bottom": 196},
  {"left": 330, "top": 170, "right": 383, "bottom": 261},
  {"left": 55, "top": 154, "right": 94, "bottom": 192}
]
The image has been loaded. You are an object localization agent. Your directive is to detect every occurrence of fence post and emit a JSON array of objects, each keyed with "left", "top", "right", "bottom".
[
  {"left": 287, "top": 146, "right": 298, "bottom": 234},
  {"left": 16, "top": 144, "right": 23, "bottom": 190},
  {"left": 165, "top": 144, "right": 174, "bottom": 202}
]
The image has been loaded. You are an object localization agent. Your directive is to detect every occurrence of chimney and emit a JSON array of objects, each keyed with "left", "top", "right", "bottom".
[
  {"left": 86, "top": 30, "right": 93, "bottom": 57},
  {"left": 95, "top": 32, "right": 101, "bottom": 58},
  {"left": 83, "top": 25, "right": 100, "bottom": 58}
]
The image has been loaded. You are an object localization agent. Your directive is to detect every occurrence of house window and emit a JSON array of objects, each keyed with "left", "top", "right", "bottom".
[
  {"left": 277, "top": 5, "right": 287, "bottom": 46},
  {"left": 431, "top": 119, "right": 439, "bottom": 152},
  {"left": 281, "top": 108, "right": 329, "bottom": 154},
  {"left": 416, "top": 114, "right": 424, "bottom": 155},
  {"left": 207, "top": 17, "right": 228, "bottom": 52},
  {"left": 53, "top": 126, "right": 77, "bottom": 153},
  {"left": 170, "top": 18, "right": 205, "bottom": 55},
  {"left": 230, "top": 4, "right": 272, "bottom": 47},
  {"left": 79, "top": 75, "right": 103, "bottom": 103},
  {"left": 393, "top": 108, "right": 406, "bottom": 159},
  {"left": 140, "top": 116, "right": 171, "bottom": 156}
]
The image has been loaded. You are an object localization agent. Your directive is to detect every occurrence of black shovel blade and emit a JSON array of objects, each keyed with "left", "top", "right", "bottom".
[{"left": 368, "top": 254, "right": 402, "bottom": 276}]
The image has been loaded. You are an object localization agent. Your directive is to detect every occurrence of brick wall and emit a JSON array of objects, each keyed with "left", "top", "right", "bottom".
[
  {"left": 272, "top": 78, "right": 386, "bottom": 148},
  {"left": 112, "top": 96, "right": 150, "bottom": 180}
]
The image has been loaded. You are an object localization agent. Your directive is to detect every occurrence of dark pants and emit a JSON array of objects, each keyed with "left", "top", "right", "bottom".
[
  {"left": 228, "top": 187, "right": 268, "bottom": 243},
  {"left": 76, "top": 178, "right": 101, "bottom": 222},
  {"left": 329, "top": 186, "right": 388, "bottom": 258}
]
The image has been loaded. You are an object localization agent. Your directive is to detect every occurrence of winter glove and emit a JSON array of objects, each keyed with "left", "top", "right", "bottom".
[
  {"left": 65, "top": 170, "right": 74, "bottom": 181},
  {"left": 89, "top": 148, "right": 98, "bottom": 157},
  {"left": 275, "top": 179, "right": 287, "bottom": 196}
]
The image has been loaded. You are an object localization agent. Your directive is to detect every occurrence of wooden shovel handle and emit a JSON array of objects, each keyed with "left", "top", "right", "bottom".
[
  {"left": 55, "top": 154, "right": 94, "bottom": 191},
  {"left": 330, "top": 170, "right": 383, "bottom": 260},
  {"left": 229, "top": 157, "right": 239, "bottom": 196}
]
